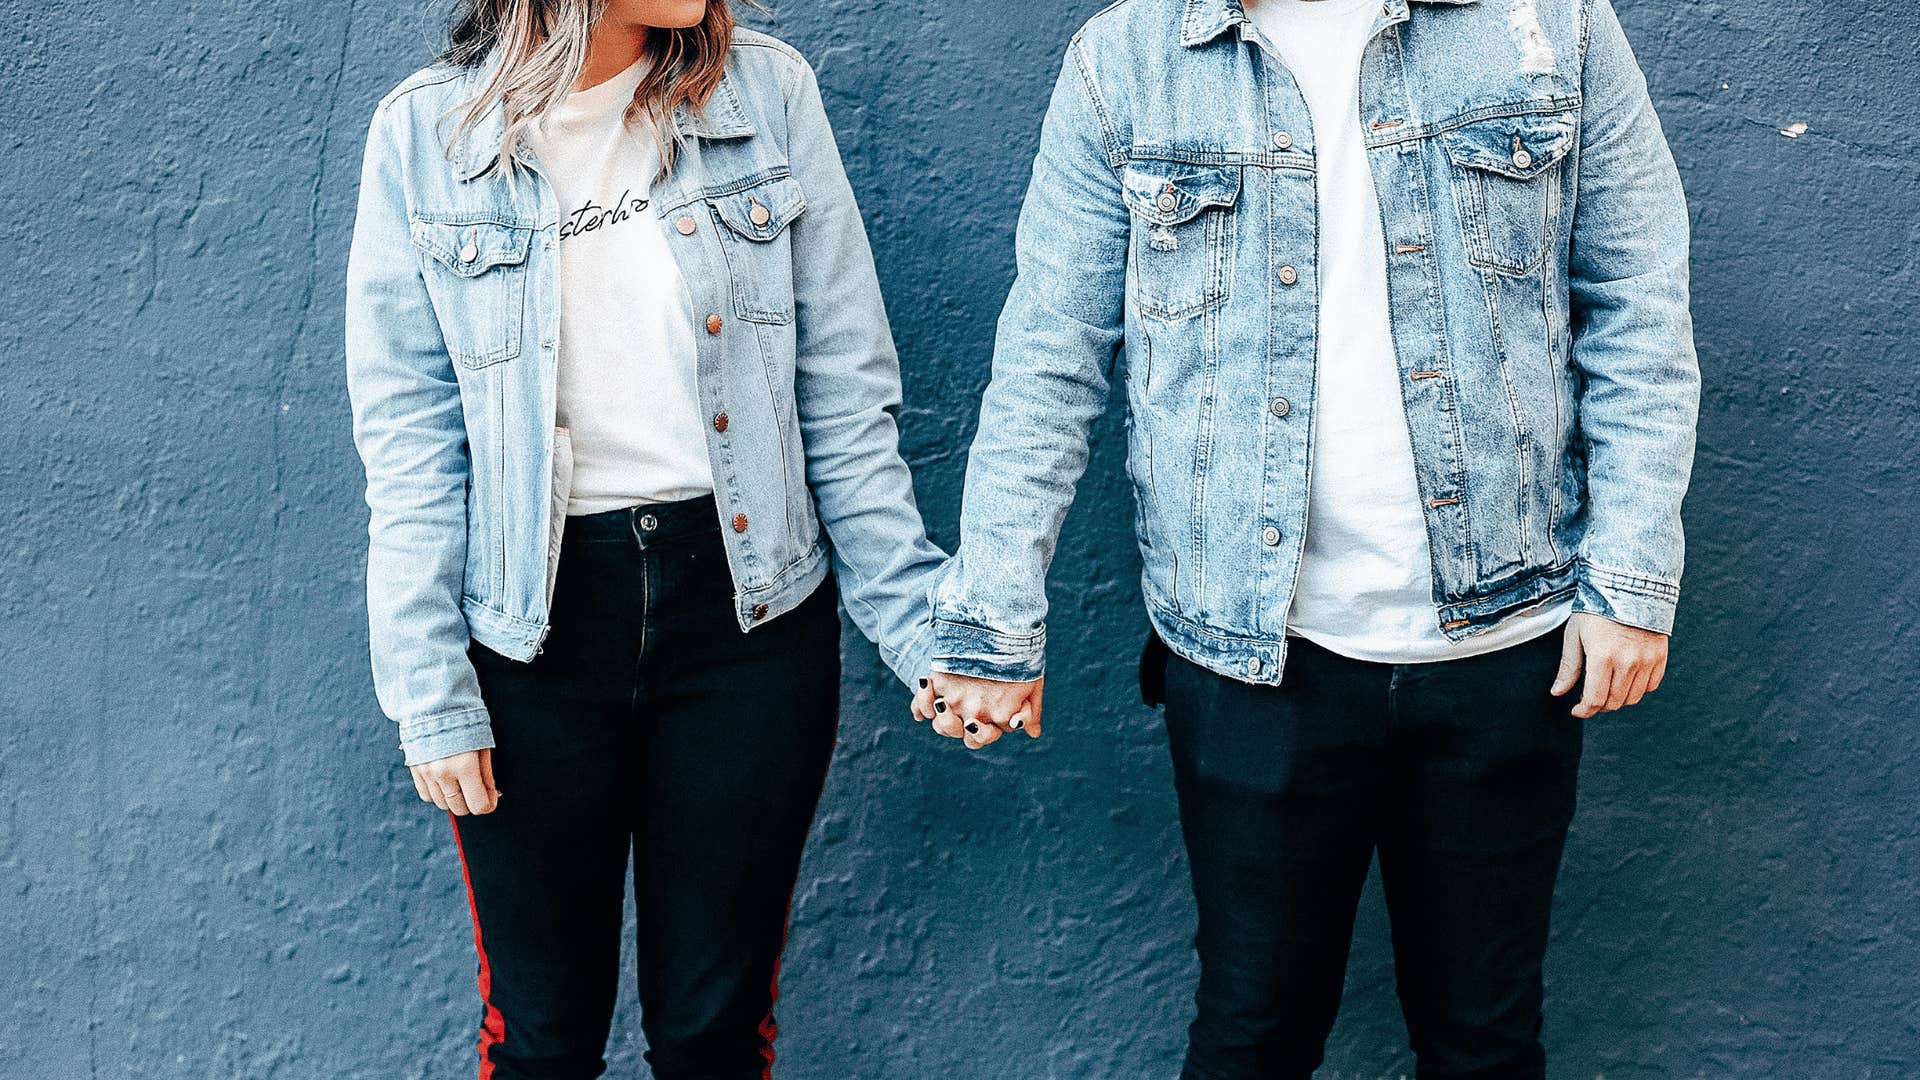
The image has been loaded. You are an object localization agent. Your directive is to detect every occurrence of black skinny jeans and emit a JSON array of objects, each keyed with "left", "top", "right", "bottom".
[
  {"left": 450, "top": 498, "right": 841, "bottom": 1080},
  {"left": 1155, "top": 629, "right": 1583, "bottom": 1080}
]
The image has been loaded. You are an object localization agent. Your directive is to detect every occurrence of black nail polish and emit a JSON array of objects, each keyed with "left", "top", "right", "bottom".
[
  {"left": 964, "top": 721, "right": 980, "bottom": 734},
  {"left": 934, "top": 700, "right": 946, "bottom": 713},
  {"left": 918, "top": 678, "right": 928, "bottom": 688}
]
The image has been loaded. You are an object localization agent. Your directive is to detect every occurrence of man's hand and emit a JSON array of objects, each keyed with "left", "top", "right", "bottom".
[
  {"left": 410, "top": 749, "right": 501, "bottom": 815},
  {"left": 1551, "top": 612, "right": 1669, "bottom": 718},
  {"left": 911, "top": 672, "right": 1044, "bottom": 750}
]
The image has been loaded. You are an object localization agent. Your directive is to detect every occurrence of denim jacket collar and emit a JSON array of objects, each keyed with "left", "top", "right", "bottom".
[
  {"left": 1179, "top": 0, "right": 1478, "bottom": 48},
  {"left": 454, "top": 64, "right": 755, "bottom": 182}
]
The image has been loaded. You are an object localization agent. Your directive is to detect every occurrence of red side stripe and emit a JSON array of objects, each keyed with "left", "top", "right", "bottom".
[
  {"left": 759, "top": 715, "right": 839, "bottom": 1079},
  {"left": 757, "top": 905, "right": 793, "bottom": 1080},
  {"left": 450, "top": 815, "right": 507, "bottom": 1080}
]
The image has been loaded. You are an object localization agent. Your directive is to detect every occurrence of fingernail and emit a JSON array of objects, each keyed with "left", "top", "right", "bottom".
[
  {"left": 935, "top": 700, "right": 946, "bottom": 713},
  {"left": 918, "top": 678, "right": 928, "bottom": 688},
  {"left": 1009, "top": 718, "right": 1023, "bottom": 730},
  {"left": 965, "top": 721, "right": 980, "bottom": 734}
]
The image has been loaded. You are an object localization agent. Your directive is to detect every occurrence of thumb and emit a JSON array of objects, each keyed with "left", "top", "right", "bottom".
[
  {"left": 1549, "top": 623, "right": 1582, "bottom": 696},
  {"left": 479, "top": 748, "right": 501, "bottom": 800}
]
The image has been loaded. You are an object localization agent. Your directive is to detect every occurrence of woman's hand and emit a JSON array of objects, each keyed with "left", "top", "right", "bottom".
[
  {"left": 911, "top": 673, "right": 1043, "bottom": 750},
  {"left": 410, "top": 749, "right": 501, "bottom": 816}
]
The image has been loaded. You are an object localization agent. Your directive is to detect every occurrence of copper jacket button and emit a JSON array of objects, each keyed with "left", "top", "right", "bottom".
[
  {"left": 732, "top": 513, "right": 749, "bottom": 533},
  {"left": 1278, "top": 265, "right": 1298, "bottom": 286},
  {"left": 713, "top": 412, "right": 729, "bottom": 433},
  {"left": 751, "top": 603, "right": 770, "bottom": 621},
  {"left": 706, "top": 314, "right": 724, "bottom": 335},
  {"left": 676, "top": 216, "right": 698, "bottom": 235}
]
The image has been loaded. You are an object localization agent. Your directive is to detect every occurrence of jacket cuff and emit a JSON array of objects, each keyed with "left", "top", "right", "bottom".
[
  {"left": 398, "top": 707, "right": 496, "bottom": 767},
  {"left": 1573, "top": 561, "right": 1679, "bottom": 636},
  {"left": 930, "top": 618, "right": 1046, "bottom": 683}
]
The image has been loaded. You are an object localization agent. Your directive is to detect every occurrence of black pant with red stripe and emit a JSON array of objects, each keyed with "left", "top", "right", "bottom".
[{"left": 451, "top": 498, "right": 841, "bottom": 1080}]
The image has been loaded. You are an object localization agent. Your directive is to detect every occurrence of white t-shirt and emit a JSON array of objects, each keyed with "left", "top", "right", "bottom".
[
  {"left": 1245, "top": 0, "right": 1570, "bottom": 661},
  {"left": 525, "top": 58, "right": 714, "bottom": 516}
]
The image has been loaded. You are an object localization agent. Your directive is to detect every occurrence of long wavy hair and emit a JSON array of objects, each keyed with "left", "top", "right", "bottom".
[{"left": 439, "top": 0, "right": 755, "bottom": 178}]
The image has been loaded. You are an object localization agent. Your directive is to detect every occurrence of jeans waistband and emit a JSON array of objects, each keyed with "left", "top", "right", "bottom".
[{"left": 563, "top": 496, "right": 721, "bottom": 548}]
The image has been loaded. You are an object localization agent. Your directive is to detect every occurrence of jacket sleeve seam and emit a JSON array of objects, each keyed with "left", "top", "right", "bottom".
[
  {"left": 397, "top": 706, "right": 491, "bottom": 737},
  {"left": 933, "top": 617, "right": 1047, "bottom": 650},
  {"left": 1067, "top": 38, "right": 1127, "bottom": 169},
  {"left": 1579, "top": 560, "right": 1679, "bottom": 599}
]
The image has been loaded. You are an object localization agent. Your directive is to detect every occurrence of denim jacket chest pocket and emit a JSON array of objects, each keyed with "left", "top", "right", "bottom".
[
  {"left": 409, "top": 216, "right": 534, "bottom": 368},
  {"left": 705, "top": 172, "right": 806, "bottom": 324},
  {"left": 1438, "top": 110, "right": 1576, "bottom": 276},
  {"left": 1120, "top": 162, "right": 1242, "bottom": 321}
]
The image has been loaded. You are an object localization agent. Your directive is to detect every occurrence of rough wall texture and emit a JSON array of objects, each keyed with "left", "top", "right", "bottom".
[{"left": 2, "top": 1, "right": 1915, "bottom": 1077}]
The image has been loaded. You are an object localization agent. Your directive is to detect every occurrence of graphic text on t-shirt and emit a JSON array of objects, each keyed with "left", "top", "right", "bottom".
[{"left": 559, "top": 190, "right": 652, "bottom": 242}]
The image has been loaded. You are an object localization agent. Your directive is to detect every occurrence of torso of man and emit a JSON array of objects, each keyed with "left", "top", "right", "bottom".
[
  {"left": 525, "top": 58, "right": 715, "bottom": 516},
  {"left": 1244, "top": 0, "right": 1570, "bottom": 661}
]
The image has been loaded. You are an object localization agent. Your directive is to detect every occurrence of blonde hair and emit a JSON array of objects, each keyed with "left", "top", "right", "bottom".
[{"left": 441, "top": 0, "right": 752, "bottom": 177}]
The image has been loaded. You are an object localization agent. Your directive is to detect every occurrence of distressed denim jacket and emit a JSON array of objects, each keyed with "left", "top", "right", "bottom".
[
  {"left": 932, "top": 0, "right": 1699, "bottom": 684},
  {"left": 347, "top": 31, "right": 944, "bottom": 764}
]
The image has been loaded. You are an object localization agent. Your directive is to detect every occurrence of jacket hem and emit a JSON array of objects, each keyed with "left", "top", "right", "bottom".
[
  {"left": 463, "top": 596, "right": 546, "bottom": 662},
  {"left": 734, "top": 543, "right": 832, "bottom": 630},
  {"left": 1436, "top": 560, "right": 1581, "bottom": 635},
  {"left": 1143, "top": 593, "right": 1287, "bottom": 686}
]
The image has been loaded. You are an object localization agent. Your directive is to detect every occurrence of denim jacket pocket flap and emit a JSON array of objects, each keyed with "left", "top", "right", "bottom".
[
  {"left": 1120, "top": 164, "right": 1242, "bottom": 227},
  {"left": 709, "top": 174, "right": 806, "bottom": 242},
  {"left": 1439, "top": 112, "right": 1575, "bottom": 180},
  {"left": 410, "top": 219, "right": 534, "bottom": 277}
]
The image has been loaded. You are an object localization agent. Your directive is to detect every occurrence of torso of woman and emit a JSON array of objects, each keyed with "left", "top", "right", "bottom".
[{"left": 346, "top": 29, "right": 944, "bottom": 767}]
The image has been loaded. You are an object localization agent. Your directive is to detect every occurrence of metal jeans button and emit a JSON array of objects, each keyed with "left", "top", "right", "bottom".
[{"left": 638, "top": 513, "right": 659, "bottom": 532}]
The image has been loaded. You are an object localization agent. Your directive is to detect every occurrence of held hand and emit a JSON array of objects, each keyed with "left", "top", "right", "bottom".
[
  {"left": 913, "top": 672, "right": 1044, "bottom": 750},
  {"left": 1550, "top": 612, "right": 1669, "bottom": 719},
  {"left": 908, "top": 676, "right": 1007, "bottom": 749},
  {"left": 410, "top": 749, "right": 501, "bottom": 816}
]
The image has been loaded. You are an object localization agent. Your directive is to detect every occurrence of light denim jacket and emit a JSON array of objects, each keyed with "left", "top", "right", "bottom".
[
  {"left": 346, "top": 31, "right": 944, "bottom": 764},
  {"left": 932, "top": 0, "right": 1699, "bottom": 684}
]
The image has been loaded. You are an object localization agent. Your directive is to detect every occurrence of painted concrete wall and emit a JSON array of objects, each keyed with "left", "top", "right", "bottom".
[{"left": 2, "top": 1, "right": 1915, "bottom": 1076}]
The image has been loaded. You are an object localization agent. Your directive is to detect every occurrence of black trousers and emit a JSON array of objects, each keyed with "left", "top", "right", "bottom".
[
  {"left": 451, "top": 498, "right": 841, "bottom": 1080},
  {"left": 1157, "top": 629, "right": 1583, "bottom": 1080}
]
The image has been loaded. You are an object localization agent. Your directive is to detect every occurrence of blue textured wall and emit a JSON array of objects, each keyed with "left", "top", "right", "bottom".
[{"left": 3, "top": 1, "right": 1916, "bottom": 1076}]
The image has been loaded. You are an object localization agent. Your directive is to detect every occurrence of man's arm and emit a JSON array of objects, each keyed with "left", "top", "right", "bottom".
[
  {"left": 1566, "top": 0, "right": 1701, "bottom": 635},
  {"left": 1548, "top": 0, "right": 1700, "bottom": 718},
  {"left": 928, "top": 38, "right": 1130, "bottom": 705}
]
